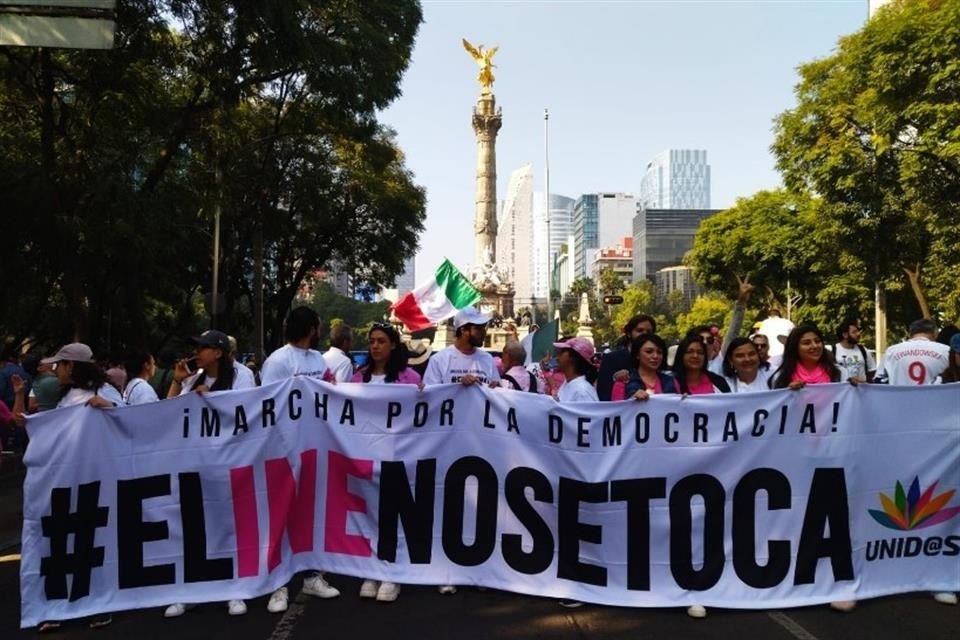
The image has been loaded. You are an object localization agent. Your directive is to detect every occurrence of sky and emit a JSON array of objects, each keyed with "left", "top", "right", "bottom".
[{"left": 378, "top": 0, "right": 869, "bottom": 281}]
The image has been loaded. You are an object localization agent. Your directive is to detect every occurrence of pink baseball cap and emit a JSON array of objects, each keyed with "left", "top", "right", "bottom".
[{"left": 553, "top": 337, "right": 595, "bottom": 363}]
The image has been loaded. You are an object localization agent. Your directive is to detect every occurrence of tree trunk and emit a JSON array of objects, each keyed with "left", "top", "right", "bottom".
[{"left": 903, "top": 265, "right": 931, "bottom": 319}]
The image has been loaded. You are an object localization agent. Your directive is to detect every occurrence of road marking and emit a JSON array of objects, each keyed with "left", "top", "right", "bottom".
[
  {"left": 767, "top": 611, "right": 821, "bottom": 640},
  {"left": 268, "top": 589, "right": 309, "bottom": 640}
]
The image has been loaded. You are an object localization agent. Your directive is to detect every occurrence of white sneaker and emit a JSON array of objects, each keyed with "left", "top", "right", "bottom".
[
  {"left": 933, "top": 591, "right": 958, "bottom": 605},
  {"left": 164, "top": 603, "right": 190, "bottom": 618},
  {"left": 687, "top": 605, "right": 707, "bottom": 619},
  {"left": 267, "top": 587, "right": 288, "bottom": 613},
  {"left": 302, "top": 573, "right": 340, "bottom": 599},
  {"left": 438, "top": 585, "right": 457, "bottom": 595},
  {"left": 376, "top": 582, "right": 400, "bottom": 602},
  {"left": 359, "top": 580, "right": 380, "bottom": 599},
  {"left": 227, "top": 599, "right": 247, "bottom": 616}
]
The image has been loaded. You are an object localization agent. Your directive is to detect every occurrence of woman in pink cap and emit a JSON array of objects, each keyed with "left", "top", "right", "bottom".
[{"left": 552, "top": 338, "right": 599, "bottom": 402}]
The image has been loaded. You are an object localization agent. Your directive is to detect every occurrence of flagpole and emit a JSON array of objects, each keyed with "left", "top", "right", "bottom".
[{"left": 544, "top": 108, "right": 552, "bottom": 321}]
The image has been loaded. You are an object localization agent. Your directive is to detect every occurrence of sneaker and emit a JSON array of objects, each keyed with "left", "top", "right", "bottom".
[
  {"left": 376, "top": 582, "right": 400, "bottom": 602},
  {"left": 164, "top": 603, "right": 189, "bottom": 618},
  {"left": 227, "top": 599, "right": 247, "bottom": 616},
  {"left": 687, "top": 605, "right": 707, "bottom": 619},
  {"left": 558, "top": 599, "right": 583, "bottom": 608},
  {"left": 438, "top": 585, "right": 457, "bottom": 595},
  {"left": 302, "top": 573, "right": 340, "bottom": 599},
  {"left": 933, "top": 592, "right": 958, "bottom": 605},
  {"left": 89, "top": 614, "right": 113, "bottom": 629},
  {"left": 267, "top": 587, "right": 289, "bottom": 613},
  {"left": 359, "top": 580, "right": 380, "bottom": 599},
  {"left": 830, "top": 600, "right": 857, "bottom": 612}
]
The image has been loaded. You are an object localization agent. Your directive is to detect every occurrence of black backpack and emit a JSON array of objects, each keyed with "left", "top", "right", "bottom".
[{"left": 502, "top": 372, "right": 537, "bottom": 393}]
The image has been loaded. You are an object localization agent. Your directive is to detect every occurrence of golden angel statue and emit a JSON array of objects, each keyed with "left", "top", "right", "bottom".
[{"left": 462, "top": 38, "right": 498, "bottom": 93}]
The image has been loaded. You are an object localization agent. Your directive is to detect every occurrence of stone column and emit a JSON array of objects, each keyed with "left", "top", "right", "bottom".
[{"left": 472, "top": 93, "right": 502, "bottom": 266}]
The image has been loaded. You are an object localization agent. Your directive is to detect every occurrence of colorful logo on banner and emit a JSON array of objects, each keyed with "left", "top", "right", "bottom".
[{"left": 868, "top": 477, "right": 960, "bottom": 531}]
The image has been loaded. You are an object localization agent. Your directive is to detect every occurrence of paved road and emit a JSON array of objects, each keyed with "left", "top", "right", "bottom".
[{"left": 2, "top": 551, "right": 956, "bottom": 640}]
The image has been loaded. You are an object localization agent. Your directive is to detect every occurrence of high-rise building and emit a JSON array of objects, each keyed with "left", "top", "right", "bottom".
[
  {"left": 591, "top": 237, "right": 634, "bottom": 295},
  {"left": 632, "top": 208, "right": 719, "bottom": 281},
  {"left": 495, "top": 165, "right": 536, "bottom": 306},
  {"left": 573, "top": 193, "right": 638, "bottom": 279},
  {"left": 640, "top": 149, "right": 711, "bottom": 210},
  {"left": 655, "top": 266, "right": 700, "bottom": 309},
  {"left": 532, "top": 192, "right": 574, "bottom": 300}
]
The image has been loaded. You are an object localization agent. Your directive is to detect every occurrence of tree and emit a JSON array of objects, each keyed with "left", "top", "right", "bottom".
[
  {"left": 598, "top": 268, "right": 626, "bottom": 295},
  {"left": 569, "top": 277, "right": 594, "bottom": 298},
  {"left": 674, "top": 295, "right": 734, "bottom": 339},
  {"left": 611, "top": 281, "right": 655, "bottom": 336},
  {"left": 772, "top": 0, "right": 960, "bottom": 322}
]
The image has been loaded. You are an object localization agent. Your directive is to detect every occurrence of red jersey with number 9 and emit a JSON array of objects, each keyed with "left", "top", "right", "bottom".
[{"left": 877, "top": 338, "right": 950, "bottom": 385}]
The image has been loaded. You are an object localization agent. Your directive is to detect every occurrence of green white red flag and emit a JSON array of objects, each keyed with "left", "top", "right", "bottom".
[{"left": 391, "top": 259, "right": 481, "bottom": 331}]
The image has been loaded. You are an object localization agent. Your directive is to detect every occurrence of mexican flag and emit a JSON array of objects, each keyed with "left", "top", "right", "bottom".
[{"left": 391, "top": 259, "right": 481, "bottom": 331}]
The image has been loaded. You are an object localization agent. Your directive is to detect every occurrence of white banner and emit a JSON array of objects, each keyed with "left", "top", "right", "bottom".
[{"left": 20, "top": 379, "right": 960, "bottom": 627}]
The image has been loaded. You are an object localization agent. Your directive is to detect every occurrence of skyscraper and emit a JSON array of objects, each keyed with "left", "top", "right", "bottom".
[
  {"left": 532, "top": 192, "right": 574, "bottom": 300},
  {"left": 632, "top": 207, "right": 719, "bottom": 281},
  {"left": 495, "top": 164, "right": 536, "bottom": 307},
  {"left": 573, "top": 193, "right": 638, "bottom": 279},
  {"left": 640, "top": 149, "right": 711, "bottom": 210}
]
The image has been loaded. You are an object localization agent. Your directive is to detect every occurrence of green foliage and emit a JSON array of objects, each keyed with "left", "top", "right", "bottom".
[
  {"left": 611, "top": 281, "right": 654, "bottom": 336},
  {"left": 598, "top": 268, "right": 626, "bottom": 295},
  {"left": 674, "top": 295, "right": 734, "bottom": 338},
  {"left": 306, "top": 282, "right": 390, "bottom": 349}
]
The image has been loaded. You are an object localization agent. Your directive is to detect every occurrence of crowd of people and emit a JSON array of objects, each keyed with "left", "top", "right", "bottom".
[{"left": 0, "top": 301, "right": 957, "bottom": 630}]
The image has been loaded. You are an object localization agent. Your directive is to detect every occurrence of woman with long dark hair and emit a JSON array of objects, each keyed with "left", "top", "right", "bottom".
[
  {"left": 770, "top": 325, "right": 841, "bottom": 390},
  {"left": 350, "top": 323, "right": 420, "bottom": 602},
  {"left": 672, "top": 336, "right": 731, "bottom": 396},
  {"left": 610, "top": 334, "right": 676, "bottom": 400},
  {"left": 722, "top": 337, "right": 772, "bottom": 393},
  {"left": 122, "top": 351, "right": 159, "bottom": 405}
]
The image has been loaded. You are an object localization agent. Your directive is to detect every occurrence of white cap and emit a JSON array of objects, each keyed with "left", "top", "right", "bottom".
[
  {"left": 453, "top": 307, "right": 492, "bottom": 329},
  {"left": 41, "top": 342, "right": 95, "bottom": 365}
]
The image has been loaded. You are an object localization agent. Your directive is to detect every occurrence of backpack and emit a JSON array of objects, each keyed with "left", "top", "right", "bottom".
[
  {"left": 502, "top": 372, "right": 537, "bottom": 393},
  {"left": 828, "top": 343, "right": 868, "bottom": 364}
]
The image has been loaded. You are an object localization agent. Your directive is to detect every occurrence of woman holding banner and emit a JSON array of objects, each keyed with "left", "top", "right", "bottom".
[
  {"left": 722, "top": 338, "right": 773, "bottom": 393},
  {"left": 671, "top": 336, "right": 731, "bottom": 396},
  {"left": 769, "top": 326, "right": 841, "bottom": 391},
  {"left": 609, "top": 334, "right": 676, "bottom": 400},
  {"left": 350, "top": 323, "right": 421, "bottom": 602}
]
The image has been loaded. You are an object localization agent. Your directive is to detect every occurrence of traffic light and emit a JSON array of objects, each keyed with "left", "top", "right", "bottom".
[{"left": 602, "top": 295, "right": 624, "bottom": 305}]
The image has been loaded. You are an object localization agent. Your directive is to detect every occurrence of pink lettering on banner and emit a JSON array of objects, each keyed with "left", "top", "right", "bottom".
[
  {"left": 230, "top": 466, "right": 261, "bottom": 578},
  {"left": 324, "top": 451, "right": 373, "bottom": 556},
  {"left": 265, "top": 449, "right": 319, "bottom": 572}
]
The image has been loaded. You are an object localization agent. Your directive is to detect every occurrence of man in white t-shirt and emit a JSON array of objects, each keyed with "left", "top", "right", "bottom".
[
  {"left": 831, "top": 320, "right": 876, "bottom": 383},
  {"left": 323, "top": 323, "right": 354, "bottom": 382},
  {"left": 423, "top": 308, "right": 500, "bottom": 387},
  {"left": 257, "top": 307, "right": 339, "bottom": 613},
  {"left": 875, "top": 318, "right": 950, "bottom": 385}
]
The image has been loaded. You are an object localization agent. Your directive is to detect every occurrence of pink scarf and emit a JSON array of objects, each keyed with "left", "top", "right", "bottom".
[{"left": 791, "top": 363, "right": 831, "bottom": 385}]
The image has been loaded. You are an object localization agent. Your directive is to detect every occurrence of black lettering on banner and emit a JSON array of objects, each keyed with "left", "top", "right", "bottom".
[
  {"left": 178, "top": 472, "right": 233, "bottom": 583},
  {"left": 340, "top": 399, "right": 355, "bottom": 425},
  {"left": 778, "top": 405, "right": 789, "bottom": 435},
  {"left": 414, "top": 402, "right": 429, "bottom": 427},
  {"left": 752, "top": 409, "right": 767, "bottom": 437},
  {"left": 182, "top": 408, "right": 190, "bottom": 438},
  {"left": 603, "top": 416, "right": 622, "bottom": 447},
  {"left": 577, "top": 417, "right": 591, "bottom": 448},
  {"left": 502, "top": 467, "right": 554, "bottom": 575},
  {"left": 261, "top": 398, "right": 276, "bottom": 428},
  {"left": 200, "top": 407, "right": 220, "bottom": 438},
  {"left": 693, "top": 413, "right": 709, "bottom": 443},
  {"left": 439, "top": 399, "right": 454, "bottom": 425},
  {"left": 483, "top": 401, "right": 496, "bottom": 429},
  {"left": 611, "top": 478, "right": 667, "bottom": 591},
  {"left": 799, "top": 403, "right": 816, "bottom": 434},
  {"left": 386, "top": 402, "right": 402, "bottom": 429},
  {"left": 670, "top": 474, "right": 725, "bottom": 590},
  {"left": 442, "top": 457, "right": 498, "bottom": 566},
  {"left": 288, "top": 389, "right": 302, "bottom": 420},
  {"left": 506, "top": 408, "right": 520, "bottom": 434},
  {"left": 794, "top": 468, "right": 853, "bottom": 585},
  {"left": 117, "top": 475, "right": 175, "bottom": 589},
  {"left": 635, "top": 413, "right": 650, "bottom": 443},
  {"left": 732, "top": 469, "right": 790, "bottom": 588},
  {"left": 664, "top": 413, "right": 679, "bottom": 443},
  {"left": 548, "top": 415, "right": 563, "bottom": 443},
  {"left": 378, "top": 460, "right": 437, "bottom": 563},
  {"left": 314, "top": 393, "right": 328, "bottom": 420},
  {"left": 233, "top": 405, "right": 248, "bottom": 435},
  {"left": 39, "top": 482, "right": 109, "bottom": 601},
  {"left": 944, "top": 536, "right": 960, "bottom": 556},
  {"left": 722, "top": 412, "right": 739, "bottom": 442},
  {"left": 558, "top": 478, "right": 608, "bottom": 587}
]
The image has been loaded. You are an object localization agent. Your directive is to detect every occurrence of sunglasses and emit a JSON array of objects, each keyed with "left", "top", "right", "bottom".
[{"left": 700, "top": 336, "right": 716, "bottom": 345}]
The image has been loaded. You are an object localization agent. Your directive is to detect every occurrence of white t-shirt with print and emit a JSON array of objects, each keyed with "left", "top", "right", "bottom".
[
  {"left": 725, "top": 369, "right": 774, "bottom": 393},
  {"left": 179, "top": 363, "right": 258, "bottom": 395},
  {"left": 260, "top": 344, "right": 329, "bottom": 385},
  {"left": 323, "top": 346, "right": 354, "bottom": 382},
  {"left": 123, "top": 378, "right": 159, "bottom": 405},
  {"left": 422, "top": 346, "right": 500, "bottom": 386},
  {"left": 876, "top": 338, "right": 950, "bottom": 385},
  {"left": 557, "top": 376, "right": 598, "bottom": 402},
  {"left": 833, "top": 343, "right": 877, "bottom": 381},
  {"left": 58, "top": 384, "right": 124, "bottom": 408}
]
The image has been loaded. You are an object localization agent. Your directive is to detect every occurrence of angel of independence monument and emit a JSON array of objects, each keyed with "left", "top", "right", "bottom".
[{"left": 463, "top": 39, "right": 514, "bottom": 319}]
